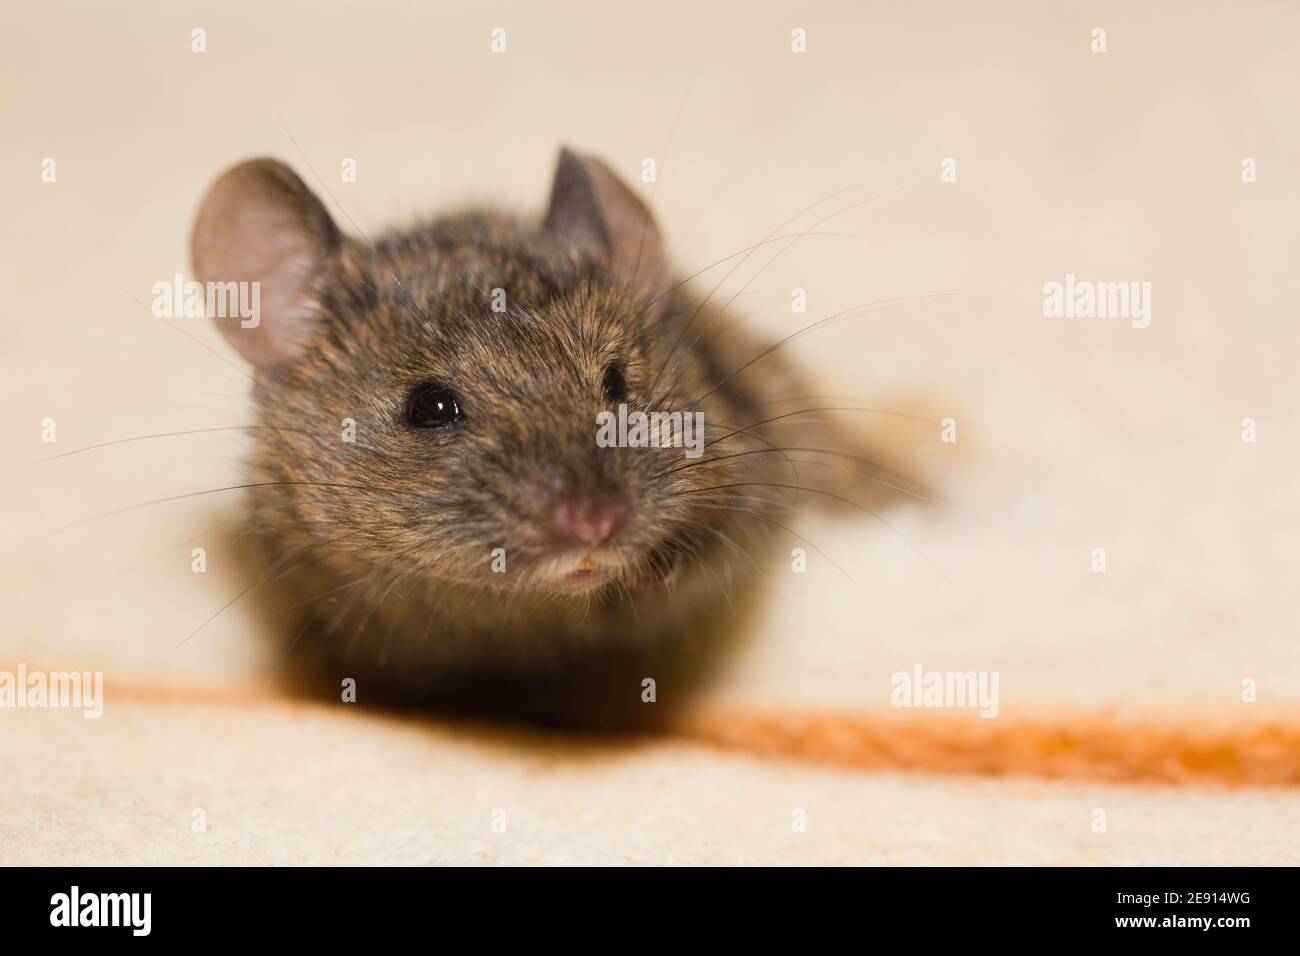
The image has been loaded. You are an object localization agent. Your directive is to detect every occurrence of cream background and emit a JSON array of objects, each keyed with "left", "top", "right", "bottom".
[{"left": 2, "top": 1, "right": 1298, "bottom": 863}]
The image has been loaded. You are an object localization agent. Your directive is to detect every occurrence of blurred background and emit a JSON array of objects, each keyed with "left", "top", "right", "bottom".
[{"left": 2, "top": 1, "right": 1299, "bottom": 863}]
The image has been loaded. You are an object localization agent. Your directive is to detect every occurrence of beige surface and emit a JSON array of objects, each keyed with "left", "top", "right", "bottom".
[
  {"left": 2, "top": 0, "right": 1299, "bottom": 864},
  {"left": 6, "top": 696, "right": 1299, "bottom": 866}
]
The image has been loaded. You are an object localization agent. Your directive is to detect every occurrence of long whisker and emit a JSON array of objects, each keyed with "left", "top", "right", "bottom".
[
  {"left": 696, "top": 287, "right": 977, "bottom": 408},
  {"left": 691, "top": 290, "right": 981, "bottom": 406},
  {"left": 264, "top": 607, "right": 322, "bottom": 690},
  {"left": 139, "top": 301, "right": 256, "bottom": 383},
  {"left": 29, "top": 425, "right": 313, "bottom": 464},
  {"left": 766, "top": 445, "right": 935, "bottom": 499},
  {"left": 176, "top": 528, "right": 359, "bottom": 647},
  {"left": 694, "top": 522, "right": 766, "bottom": 579},
  {"left": 31, "top": 481, "right": 447, "bottom": 541},
  {"left": 275, "top": 110, "right": 436, "bottom": 331},
  {"left": 668, "top": 481, "right": 944, "bottom": 578},
  {"left": 702, "top": 406, "right": 934, "bottom": 451},
  {"left": 720, "top": 504, "right": 857, "bottom": 586},
  {"left": 692, "top": 540, "right": 737, "bottom": 615},
  {"left": 641, "top": 178, "right": 918, "bottom": 393},
  {"left": 689, "top": 415, "right": 803, "bottom": 487},
  {"left": 633, "top": 75, "right": 694, "bottom": 281},
  {"left": 658, "top": 449, "right": 928, "bottom": 501},
  {"left": 646, "top": 183, "right": 927, "bottom": 409},
  {"left": 129, "top": 298, "right": 330, "bottom": 439},
  {"left": 636, "top": 231, "right": 880, "bottom": 318}
]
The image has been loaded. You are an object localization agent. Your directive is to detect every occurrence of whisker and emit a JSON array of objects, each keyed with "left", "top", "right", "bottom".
[
  {"left": 641, "top": 179, "right": 918, "bottom": 392},
  {"left": 657, "top": 449, "right": 928, "bottom": 501},
  {"left": 691, "top": 290, "right": 982, "bottom": 406},
  {"left": 264, "top": 606, "right": 322, "bottom": 690},
  {"left": 720, "top": 504, "right": 857, "bottom": 586},
  {"left": 685, "top": 415, "right": 803, "bottom": 487},
  {"left": 646, "top": 183, "right": 928, "bottom": 409},
  {"left": 668, "top": 481, "right": 945, "bottom": 579},
  {"left": 275, "top": 110, "right": 436, "bottom": 332},
  {"left": 134, "top": 298, "right": 256, "bottom": 385},
  {"left": 29, "top": 425, "right": 313, "bottom": 465},
  {"left": 31, "top": 481, "right": 447, "bottom": 542},
  {"left": 633, "top": 75, "right": 694, "bottom": 281},
  {"left": 636, "top": 230, "right": 880, "bottom": 319},
  {"left": 703, "top": 405, "right": 937, "bottom": 450},
  {"left": 176, "top": 528, "right": 358, "bottom": 648}
]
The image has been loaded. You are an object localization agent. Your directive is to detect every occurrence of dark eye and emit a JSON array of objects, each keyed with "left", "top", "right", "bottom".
[
  {"left": 405, "top": 381, "right": 463, "bottom": 429},
  {"left": 603, "top": 364, "right": 628, "bottom": 403}
]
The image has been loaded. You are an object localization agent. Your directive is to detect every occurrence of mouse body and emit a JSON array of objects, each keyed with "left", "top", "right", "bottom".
[{"left": 192, "top": 148, "right": 887, "bottom": 721}]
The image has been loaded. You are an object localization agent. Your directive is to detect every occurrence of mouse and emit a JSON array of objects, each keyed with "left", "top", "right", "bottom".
[{"left": 190, "top": 147, "right": 916, "bottom": 725}]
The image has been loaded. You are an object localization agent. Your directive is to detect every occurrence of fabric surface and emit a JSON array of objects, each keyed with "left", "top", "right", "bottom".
[{"left": 3, "top": 0, "right": 1298, "bottom": 865}]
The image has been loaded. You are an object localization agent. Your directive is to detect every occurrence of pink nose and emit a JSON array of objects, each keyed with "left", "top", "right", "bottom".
[{"left": 554, "top": 495, "right": 622, "bottom": 545}]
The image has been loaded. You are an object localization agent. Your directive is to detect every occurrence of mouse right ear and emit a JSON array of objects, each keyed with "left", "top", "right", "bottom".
[
  {"left": 190, "top": 158, "right": 340, "bottom": 371},
  {"left": 544, "top": 147, "right": 666, "bottom": 295}
]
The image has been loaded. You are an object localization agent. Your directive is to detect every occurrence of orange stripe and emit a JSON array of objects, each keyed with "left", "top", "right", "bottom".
[
  {"left": 15, "top": 670, "right": 1300, "bottom": 786},
  {"left": 681, "top": 710, "right": 1300, "bottom": 786}
]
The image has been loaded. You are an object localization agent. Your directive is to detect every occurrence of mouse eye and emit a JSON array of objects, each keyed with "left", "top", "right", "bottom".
[
  {"left": 405, "top": 381, "right": 463, "bottom": 429},
  {"left": 603, "top": 364, "right": 628, "bottom": 403}
]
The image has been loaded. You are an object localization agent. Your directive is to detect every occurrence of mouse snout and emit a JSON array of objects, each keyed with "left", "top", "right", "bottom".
[
  {"left": 553, "top": 490, "right": 624, "bottom": 546},
  {"left": 513, "top": 468, "right": 628, "bottom": 549}
]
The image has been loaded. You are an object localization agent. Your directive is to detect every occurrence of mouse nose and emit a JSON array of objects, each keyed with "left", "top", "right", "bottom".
[{"left": 554, "top": 492, "right": 623, "bottom": 546}]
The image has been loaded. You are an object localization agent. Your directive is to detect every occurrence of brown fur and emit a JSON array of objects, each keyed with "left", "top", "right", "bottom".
[{"left": 193, "top": 150, "right": 907, "bottom": 725}]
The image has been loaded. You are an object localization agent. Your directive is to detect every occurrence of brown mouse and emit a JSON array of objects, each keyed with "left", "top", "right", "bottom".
[{"left": 190, "top": 147, "right": 914, "bottom": 725}]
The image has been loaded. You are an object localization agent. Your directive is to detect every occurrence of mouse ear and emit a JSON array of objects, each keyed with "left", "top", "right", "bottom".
[
  {"left": 190, "top": 158, "right": 340, "bottom": 371},
  {"left": 543, "top": 147, "right": 666, "bottom": 294}
]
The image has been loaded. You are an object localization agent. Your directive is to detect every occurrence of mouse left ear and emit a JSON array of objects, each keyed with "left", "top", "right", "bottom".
[
  {"left": 191, "top": 158, "right": 341, "bottom": 371},
  {"left": 543, "top": 147, "right": 666, "bottom": 294}
]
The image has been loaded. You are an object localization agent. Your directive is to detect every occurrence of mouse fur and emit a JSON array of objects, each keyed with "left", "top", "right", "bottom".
[{"left": 191, "top": 147, "right": 909, "bottom": 724}]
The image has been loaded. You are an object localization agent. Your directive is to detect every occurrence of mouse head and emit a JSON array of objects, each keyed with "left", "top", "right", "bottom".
[{"left": 191, "top": 148, "right": 780, "bottom": 597}]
